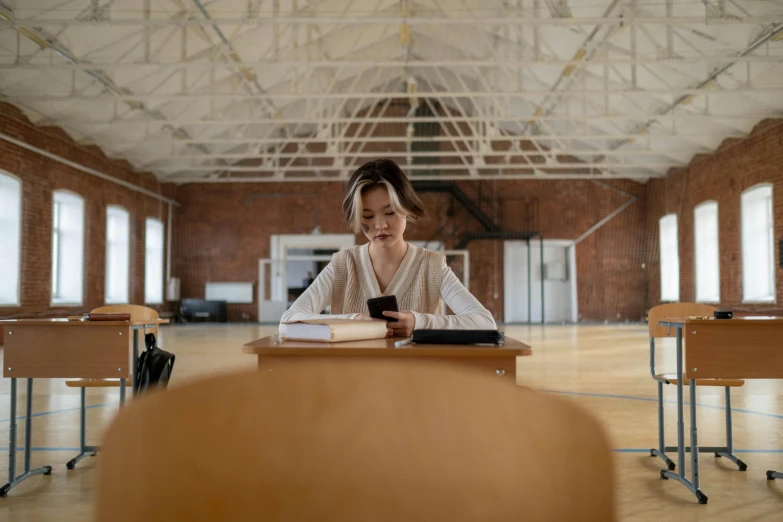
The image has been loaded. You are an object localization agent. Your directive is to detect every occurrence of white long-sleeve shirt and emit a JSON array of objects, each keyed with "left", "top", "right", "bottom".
[{"left": 279, "top": 262, "right": 497, "bottom": 332}]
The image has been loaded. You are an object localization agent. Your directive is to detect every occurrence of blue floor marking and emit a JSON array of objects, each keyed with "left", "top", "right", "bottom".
[
  {"left": 611, "top": 448, "right": 783, "bottom": 454},
  {"left": 1, "top": 447, "right": 81, "bottom": 452},
  {"left": 539, "top": 389, "right": 783, "bottom": 420},
  {"left": 2, "top": 447, "right": 782, "bottom": 454},
  {"left": 0, "top": 402, "right": 118, "bottom": 424}
]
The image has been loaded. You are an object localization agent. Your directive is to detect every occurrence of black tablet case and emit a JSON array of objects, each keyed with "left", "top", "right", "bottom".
[{"left": 410, "top": 330, "right": 505, "bottom": 346}]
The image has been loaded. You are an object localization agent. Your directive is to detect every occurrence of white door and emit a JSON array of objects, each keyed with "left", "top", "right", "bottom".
[{"left": 504, "top": 240, "right": 577, "bottom": 324}]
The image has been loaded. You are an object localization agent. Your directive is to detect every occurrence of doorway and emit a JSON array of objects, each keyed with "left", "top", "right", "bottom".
[
  {"left": 503, "top": 240, "right": 577, "bottom": 324},
  {"left": 259, "top": 234, "right": 356, "bottom": 323}
]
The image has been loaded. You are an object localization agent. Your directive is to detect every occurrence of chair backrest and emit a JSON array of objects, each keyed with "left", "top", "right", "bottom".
[
  {"left": 91, "top": 305, "right": 159, "bottom": 338},
  {"left": 647, "top": 303, "right": 717, "bottom": 338},
  {"left": 95, "top": 360, "right": 616, "bottom": 522}
]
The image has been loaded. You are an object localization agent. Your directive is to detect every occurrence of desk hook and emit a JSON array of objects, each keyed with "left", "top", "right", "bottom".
[{"left": 666, "top": 325, "right": 672, "bottom": 336}]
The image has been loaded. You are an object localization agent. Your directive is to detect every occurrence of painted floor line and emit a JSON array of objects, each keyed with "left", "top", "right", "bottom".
[
  {"left": 540, "top": 389, "right": 783, "bottom": 420},
  {"left": 1, "top": 388, "right": 782, "bottom": 425}
]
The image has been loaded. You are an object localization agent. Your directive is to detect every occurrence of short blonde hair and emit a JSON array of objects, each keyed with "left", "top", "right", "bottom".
[{"left": 342, "top": 159, "right": 424, "bottom": 233}]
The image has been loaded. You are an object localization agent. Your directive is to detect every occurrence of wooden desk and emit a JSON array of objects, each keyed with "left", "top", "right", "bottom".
[
  {"left": 243, "top": 336, "right": 532, "bottom": 378},
  {"left": 657, "top": 317, "right": 783, "bottom": 503},
  {"left": 0, "top": 318, "right": 168, "bottom": 497}
]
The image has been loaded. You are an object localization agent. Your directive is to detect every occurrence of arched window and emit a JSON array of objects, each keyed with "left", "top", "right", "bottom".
[
  {"left": 659, "top": 214, "right": 680, "bottom": 301},
  {"left": 52, "top": 190, "right": 85, "bottom": 305},
  {"left": 741, "top": 184, "right": 775, "bottom": 302},
  {"left": 0, "top": 172, "right": 22, "bottom": 305},
  {"left": 106, "top": 205, "right": 130, "bottom": 304},
  {"left": 694, "top": 201, "right": 720, "bottom": 302},
  {"left": 145, "top": 218, "right": 164, "bottom": 304}
]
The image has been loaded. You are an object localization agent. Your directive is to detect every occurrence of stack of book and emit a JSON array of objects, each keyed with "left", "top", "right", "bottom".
[{"left": 279, "top": 319, "right": 387, "bottom": 343}]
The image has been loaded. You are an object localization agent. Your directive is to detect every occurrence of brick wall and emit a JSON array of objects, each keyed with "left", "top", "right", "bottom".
[
  {"left": 171, "top": 178, "right": 647, "bottom": 322},
  {"left": 645, "top": 119, "right": 783, "bottom": 313},
  {"left": 0, "top": 103, "right": 172, "bottom": 344}
]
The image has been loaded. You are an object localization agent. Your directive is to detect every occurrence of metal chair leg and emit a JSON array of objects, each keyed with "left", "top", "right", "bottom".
[
  {"left": 714, "top": 387, "right": 747, "bottom": 471},
  {"left": 650, "top": 380, "right": 675, "bottom": 470}
]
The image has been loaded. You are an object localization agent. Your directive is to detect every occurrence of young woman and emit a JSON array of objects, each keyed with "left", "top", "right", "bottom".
[{"left": 280, "top": 159, "right": 496, "bottom": 337}]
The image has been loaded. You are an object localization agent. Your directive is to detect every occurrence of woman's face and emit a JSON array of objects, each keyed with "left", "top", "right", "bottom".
[{"left": 360, "top": 185, "right": 407, "bottom": 249}]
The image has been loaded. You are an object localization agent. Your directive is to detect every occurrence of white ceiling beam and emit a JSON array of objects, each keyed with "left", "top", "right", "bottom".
[
  {"left": 4, "top": 15, "right": 781, "bottom": 28},
  {"left": 141, "top": 148, "right": 693, "bottom": 163},
  {"left": 8, "top": 86, "right": 782, "bottom": 102},
  {"left": 155, "top": 161, "right": 677, "bottom": 173},
  {"left": 165, "top": 172, "right": 656, "bottom": 183},
  {"left": 9, "top": 55, "right": 783, "bottom": 72},
  {"left": 53, "top": 112, "right": 780, "bottom": 126},
  {"left": 77, "top": 132, "right": 748, "bottom": 147}
]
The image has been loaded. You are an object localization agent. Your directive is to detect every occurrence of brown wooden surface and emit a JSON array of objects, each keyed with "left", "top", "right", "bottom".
[
  {"left": 92, "top": 304, "right": 162, "bottom": 338},
  {"left": 660, "top": 316, "right": 783, "bottom": 325},
  {"left": 258, "top": 355, "right": 518, "bottom": 379},
  {"left": 243, "top": 335, "right": 531, "bottom": 358},
  {"left": 647, "top": 303, "right": 717, "bottom": 338},
  {"left": 95, "top": 360, "right": 615, "bottom": 522},
  {"left": 65, "top": 379, "right": 132, "bottom": 387},
  {"left": 683, "top": 321, "right": 783, "bottom": 379},
  {"left": 2, "top": 324, "right": 132, "bottom": 379},
  {"left": 0, "top": 318, "right": 168, "bottom": 326}
]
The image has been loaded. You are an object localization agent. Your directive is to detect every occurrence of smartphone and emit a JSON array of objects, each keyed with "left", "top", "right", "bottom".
[{"left": 367, "top": 295, "right": 399, "bottom": 322}]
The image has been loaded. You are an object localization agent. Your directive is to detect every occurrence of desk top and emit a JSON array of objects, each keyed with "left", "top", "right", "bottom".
[
  {"left": 1, "top": 318, "right": 169, "bottom": 327},
  {"left": 243, "top": 335, "right": 532, "bottom": 358},
  {"left": 659, "top": 316, "right": 783, "bottom": 326}
]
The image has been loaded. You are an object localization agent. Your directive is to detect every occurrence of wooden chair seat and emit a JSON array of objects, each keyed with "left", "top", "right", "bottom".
[
  {"left": 65, "top": 379, "right": 132, "bottom": 388},
  {"left": 657, "top": 374, "right": 744, "bottom": 387}
]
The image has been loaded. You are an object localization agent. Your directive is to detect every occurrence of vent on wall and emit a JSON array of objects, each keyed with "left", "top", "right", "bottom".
[{"left": 543, "top": 261, "right": 568, "bottom": 282}]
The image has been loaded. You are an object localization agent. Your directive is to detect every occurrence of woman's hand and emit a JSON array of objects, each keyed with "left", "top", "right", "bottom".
[{"left": 382, "top": 311, "right": 416, "bottom": 338}]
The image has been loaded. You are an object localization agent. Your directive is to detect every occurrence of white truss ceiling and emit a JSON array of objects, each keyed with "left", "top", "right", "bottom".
[{"left": 0, "top": 0, "right": 782, "bottom": 182}]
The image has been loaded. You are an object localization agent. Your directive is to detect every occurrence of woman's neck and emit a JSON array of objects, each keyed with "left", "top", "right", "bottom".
[{"left": 368, "top": 240, "right": 408, "bottom": 268}]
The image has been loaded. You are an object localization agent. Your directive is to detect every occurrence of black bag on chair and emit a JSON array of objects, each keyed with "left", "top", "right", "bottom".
[{"left": 134, "top": 332, "right": 175, "bottom": 394}]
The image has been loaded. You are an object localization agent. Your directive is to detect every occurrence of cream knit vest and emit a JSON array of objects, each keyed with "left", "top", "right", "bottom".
[{"left": 331, "top": 243, "right": 444, "bottom": 315}]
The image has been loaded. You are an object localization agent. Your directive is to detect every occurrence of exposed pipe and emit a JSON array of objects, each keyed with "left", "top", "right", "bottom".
[
  {"left": 574, "top": 196, "right": 636, "bottom": 245},
  {"left": 540, "top": 235, "right": 545, "bottom": 325},
  {"left": 166, "top": 202, "right": 173, "bottom": 283},
  {"left": 0, "top": 132, "right": 179, "bottom": 206}
]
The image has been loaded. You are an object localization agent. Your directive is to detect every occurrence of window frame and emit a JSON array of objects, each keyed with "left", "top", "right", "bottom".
[
  {"left": 0, "top": 171, "right": 22, "bottom": 307},
  {"left": 741, "top": 183, "right": 775, "bottom": 304},
  {"left": 105, "top": 205, "right": 131, "bottom": 305},
  {"left": 51, "top": 189, "right": 85, "bottom": 306},
  {"left": 659, "top": 213, "right": 680, "bottom": 302},
  {"left": 693, "top": 200, "right": 720, "bottom": 303},
  {"left": 144, "top": 217, "right": 165, "bottom": 305}
]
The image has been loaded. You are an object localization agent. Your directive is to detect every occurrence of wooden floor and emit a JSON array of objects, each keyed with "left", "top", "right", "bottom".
[{"left": 1, "top": 324, "right": 781, "bottom": 521}]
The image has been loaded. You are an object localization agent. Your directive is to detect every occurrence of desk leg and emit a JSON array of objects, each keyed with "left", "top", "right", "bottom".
[
  {"left": 689, "top": 379, "right": 701, "bottom": 494},
  {"left": 661, "top": 327, "right": 708, "bottom": 504},
  {"left": 132, "top": 329, "right": 139, "bottom": 396},
  {"left": 119, "top": 379, "right": 126, "bottom": 406},
  {"left": 0, "top": 379, "right": 52, "bottom": 497},
  {"left": 66, "top": 387, "right": 98, "bottom": 470},
  {"left": 768, "top": 470, "right": 783, "bottom": 480},
  {"left": 676, "top": 327, "right": 685, "bottom": 475}
]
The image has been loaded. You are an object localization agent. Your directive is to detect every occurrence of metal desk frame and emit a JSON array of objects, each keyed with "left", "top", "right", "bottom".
[
  {"left": 657, "top": 320, "right": 708, "bottom": 504},
  {"left": 1, "top": 324, "right": 152, "bottom": 497}
]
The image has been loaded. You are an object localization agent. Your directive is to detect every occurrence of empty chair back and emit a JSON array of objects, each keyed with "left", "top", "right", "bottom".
[
  {"left": 91, "top": 304, "right": 159, "bottom": 338},
  {"left": 95, "top": 359, "right": 615, "bottom": 522},
  {"left": 647, "top": 303, "right": 717, "bottom": 338}
]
